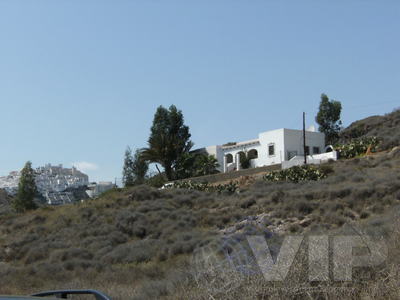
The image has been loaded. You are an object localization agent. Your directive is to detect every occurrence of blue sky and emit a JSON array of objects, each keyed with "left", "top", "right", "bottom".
[{"left": 0, "top": 0, "right": 399, "bottom": 182}]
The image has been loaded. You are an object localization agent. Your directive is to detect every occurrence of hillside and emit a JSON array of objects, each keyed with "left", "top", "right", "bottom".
[
  {"left": 0, "top": 189, "right": 11, "bottom": 216},
  {"left": 0, "top": 148, "right": 399, "bottom": 299},
  {"left": 339, "top": 108, "right": 400, "bottom": 149}
]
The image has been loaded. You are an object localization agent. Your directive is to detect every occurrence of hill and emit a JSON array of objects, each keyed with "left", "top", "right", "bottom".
[
  {"left": 0, "top": 148, "right": 399, "bottom": 299},
  {"left": 0, "top": 189, "right": 12, "bottom": 216},
  {"left": 339, "top": 108, "right": 400, "bottom": 149}
]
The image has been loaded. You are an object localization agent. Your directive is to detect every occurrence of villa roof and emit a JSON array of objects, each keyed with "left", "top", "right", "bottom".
[{"left": 221, "top": 138, "right": 260, "bottom": 150}]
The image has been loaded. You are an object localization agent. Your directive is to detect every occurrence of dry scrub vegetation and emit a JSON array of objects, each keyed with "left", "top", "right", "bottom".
[
  {"left": 0, "top": 149, "right": 399, "bottom": 299},
  {"left": 340, "top": 108, "right": 400, "bottom": 150}
]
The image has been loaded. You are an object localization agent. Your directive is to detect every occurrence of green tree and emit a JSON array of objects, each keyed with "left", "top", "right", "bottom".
[
  {"left": 12, "top": 161, "right": 38, "bottom": 212},
  {"left": 122, "top": 147, "right": 135, "bottom": 187},
  {"left": 175, "top": 153, "right": 220, "bottom": 179},
  {"left": 316, "top": 94, "right": 343, "bottom": 145},
  {"left": 240, "top": 153, "right": 251, "bottom": 169},
  {"left": 193, "top": 154, "right": 220, "bottom": 176},
  {"left": 174, "top": 152, "right": 197, "bottom": 179},
  {"left": 132, "top": 149, "right": 149, "bottom": 184},
  {"left": 142, "top": 105, "right": 193, "bottom": 180}
]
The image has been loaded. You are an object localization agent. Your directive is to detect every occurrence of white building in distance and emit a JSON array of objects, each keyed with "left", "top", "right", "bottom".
[
  {"left": 197, "top": 127, "right": 337, "bottom": 173},
  {"left": 86, "top": 181, "right": 114, "bottom": 198},
  {"left": 0, "top": 164, "right": 89, "bottom": 197}
]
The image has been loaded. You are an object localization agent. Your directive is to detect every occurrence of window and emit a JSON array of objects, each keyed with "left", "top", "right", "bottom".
[
  {"left": 305, "top": 146, "right": 310, "bottom": 156},
  {"left": 225, "top": 154, "right": 233, "bottom": 163},
  {"left": 268, "top": 144, "right": 275, "bottom": 156},
  {"left": 313, "top": 147, "right": 320, "bottom": 154}
]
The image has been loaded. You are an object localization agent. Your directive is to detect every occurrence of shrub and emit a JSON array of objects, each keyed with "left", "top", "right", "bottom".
[
  {"left": 296, "top": 201, "right": 314, "bottom": 215},
  {"left": 239, "top": 198, "right": 256, "bottom": 209},
  {"left": 102, "top": 240, "right": 157, "bottom": 264},
  {"left": 360, "top": 211, "right": 370, "bottom": 219},
  {"left": 335, "top": 136, "right": 380, "bottom": 159},
  {"left": 263, "top": 165, "right": 329, "bottom": 183},
  {"left": 167, "top": 181, "right": 239, "bottom": 194},
  {"left": 146, "top": 174, "right": 167, "bottom": 188}
]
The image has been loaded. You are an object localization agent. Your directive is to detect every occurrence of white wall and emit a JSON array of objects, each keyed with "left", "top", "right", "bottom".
[
  {"left": 258, "top": 129, "right": 285, "bottom": 166},
  {"left": 203, "top": 128, "right": 326, "bottom": 173},
  {"left": 283, "top": 129, "right": 325, "bottom": 160}
]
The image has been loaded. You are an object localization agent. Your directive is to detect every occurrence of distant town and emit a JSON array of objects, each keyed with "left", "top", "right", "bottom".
[{"left": 0, "top": 163, "right": 114, "bottom": 205}]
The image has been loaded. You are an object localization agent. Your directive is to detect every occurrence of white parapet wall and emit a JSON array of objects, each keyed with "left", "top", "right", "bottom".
[{"left": 282, "top": 151, "right": 338, "bottom": 169}]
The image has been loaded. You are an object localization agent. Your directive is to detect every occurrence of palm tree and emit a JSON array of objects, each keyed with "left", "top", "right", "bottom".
[{"left": 194, "top": 155, "right": 220, "bottom": 176}]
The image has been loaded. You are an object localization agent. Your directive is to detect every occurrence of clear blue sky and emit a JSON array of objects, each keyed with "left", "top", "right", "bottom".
[{"left": 0, "top": 0, "right": 399, "bottom": 182}]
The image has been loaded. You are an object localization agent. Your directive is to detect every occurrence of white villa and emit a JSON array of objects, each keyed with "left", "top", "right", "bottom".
[{"left": 197, "top": 127, "right": 337, "bottom": 173}]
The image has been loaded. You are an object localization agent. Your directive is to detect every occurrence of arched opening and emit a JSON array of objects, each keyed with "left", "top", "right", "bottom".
[
  {"left": 325, "top": 145, "right": 334, "bottom": 153},
  {"left": 237, "top": 151, "right": 250, "bottom": 169},
  {"left": 237, "top": 151, "right": 246, "bottom": 161},
  {"left": 225, "top": 153, "right": 233, "bottom": 163},
  {"left": 248, "top": 149, "right": 258, "bottom": 159}
]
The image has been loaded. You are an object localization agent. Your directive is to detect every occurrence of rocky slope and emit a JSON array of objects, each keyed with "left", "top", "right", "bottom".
[{"left": 340, "top": 108, "right": 400, "bottom": 149}]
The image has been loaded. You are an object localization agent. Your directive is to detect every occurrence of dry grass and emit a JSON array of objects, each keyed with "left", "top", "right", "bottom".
[{"left": 0, "top": 149, "right": 399, "bottom": 299}]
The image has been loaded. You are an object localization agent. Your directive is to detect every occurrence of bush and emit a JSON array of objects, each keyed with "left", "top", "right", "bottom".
[
  {"left": 102, "top": 240, "right": 157, "bottom": 264},
  {"left": 166, "top": 181, "right": 239, "bottom": 194},
  {"left": 146, "top": 174, "right": 167, "bottom": 188},
  {"left": 263, "top": 165, "right": 329, "bottom": 183},
  {"left": 335, "top": 136, "right": 380, "bottom": 159},
  {"left": 296, "top": 201, "right": 314, "bottom": 214}
]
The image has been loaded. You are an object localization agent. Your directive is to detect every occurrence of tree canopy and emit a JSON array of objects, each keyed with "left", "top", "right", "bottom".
[
  {"left": 316, "top": 93, "right": 342, "bottom": 145},
  {"left": 142, "top": 105, "right": 193, "bottom": 180},
  {"left": 122, "top": 147, "right": 135, "bottom": 187},
  {"left": 123, "top": 147, "right": 149, "bottom": 187},
  {"left": 12, "top": 161, "right": 38, "bottom": 212},
  {"left": 131, "top": 149, "right": 149, "bottom": 185}
]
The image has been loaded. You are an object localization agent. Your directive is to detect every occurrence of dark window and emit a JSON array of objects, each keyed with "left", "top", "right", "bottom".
[
  {"left": 268, "top": 144, "right": 275, "bottom": 156},
  {"left": 226, "top": 154, "right": 233, "bottom": 163},
  {"left": 305, "top": 146, "right": 310, "bottom": 155},
  {"left": 313, "top": 147, "right": 320, "bottom": 154}
]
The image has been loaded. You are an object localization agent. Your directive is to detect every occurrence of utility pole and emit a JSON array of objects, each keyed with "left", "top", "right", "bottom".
[{"left": 303, "top": 112, "right": 307, "bottom": 165}]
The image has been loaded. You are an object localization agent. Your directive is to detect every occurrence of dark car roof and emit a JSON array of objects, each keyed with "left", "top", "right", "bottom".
[{"left": 0, "top": 297, "right": 57, "bottom": 300}]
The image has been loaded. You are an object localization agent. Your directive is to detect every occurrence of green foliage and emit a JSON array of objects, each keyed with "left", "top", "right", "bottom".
[
  {"left": 334, "top": 136, "right": 380, "bottom": 159},
  {"left": 166, "top": 180, "right": 238, "bottom": 194},
  {"left": 175, "top": 153, "right": 220, "bottom": 179},
  {"left": 142, "top": 105, "right": 193, "bottom": 181},
  {"left": 12, "top": 161, "right": 38, "bottom": 212},
  {"left": 122, "top": 147, "right": 135, "bottom": 187},
  {"left": 174, "top": 152, "right": 198, "bottom": 179},
  {"left": 132, "top": 149, "right": 149, "bottom": 185},
  {"left": 192, "top": 154, "right": 220, "bottom": 177},
  {"left": 146, "top": 173, "right": 167, "bottom": 188},
  {"left": 240, "top": 153, "right": 251, "bottom": 169},
  {"left": 263, "top": 165, "right": 329, "bottom": 183},
  {"left": 316, "top": 93, "right": 343, "bottom": 145},
  {"left": 123, "top": 147, "right": 150, "bottom": 187}
]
